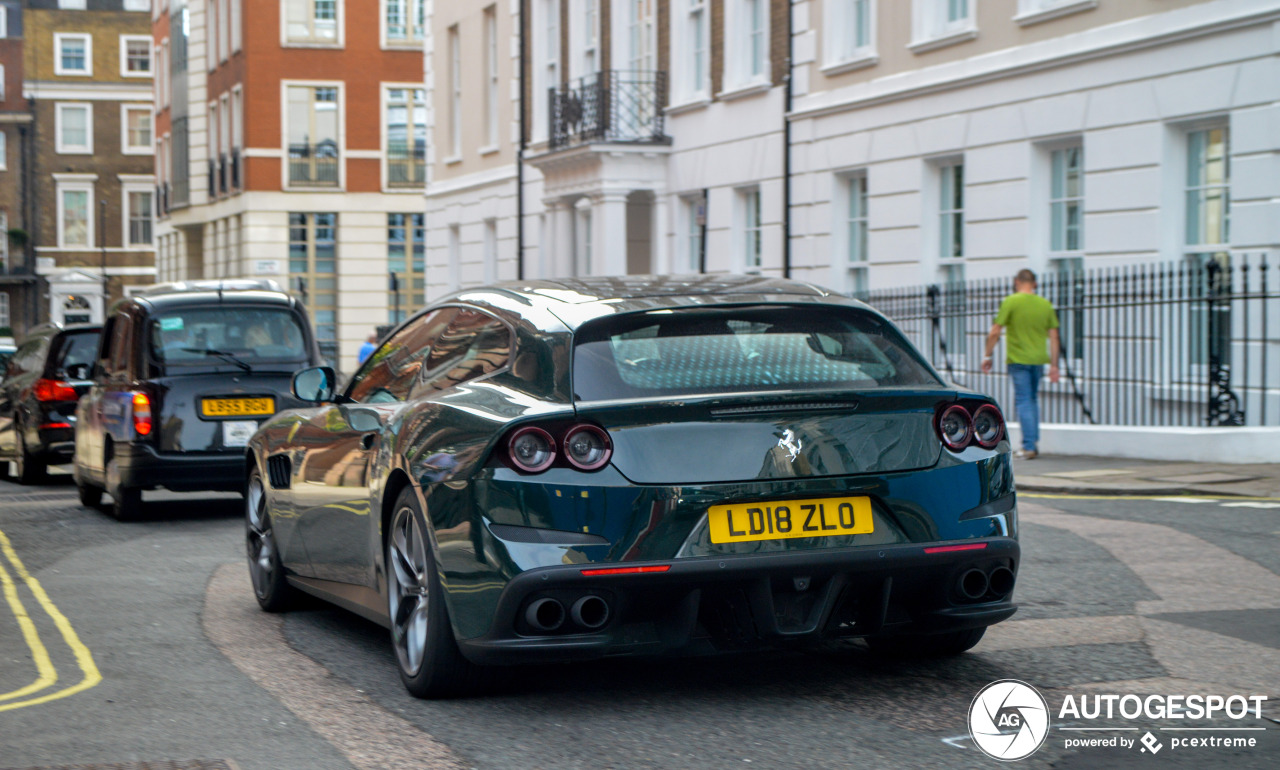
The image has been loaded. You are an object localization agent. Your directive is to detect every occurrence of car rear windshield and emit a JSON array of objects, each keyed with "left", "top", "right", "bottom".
[
  {"left": 572, "top": 305, "right": 942, "bottom": 401},
  {"left": 51, "top": 331, "right": 99, "bottom": 379},
  {"left": 149, "top": 307, "right": 308, "bottom": 369}
]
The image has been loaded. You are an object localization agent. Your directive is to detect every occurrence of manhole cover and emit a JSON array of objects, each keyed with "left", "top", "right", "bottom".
[{"left": 1, "top": 757, "right": 236, "bottom": 762}]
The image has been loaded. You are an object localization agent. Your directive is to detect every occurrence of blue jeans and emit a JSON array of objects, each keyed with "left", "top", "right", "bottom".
[{"left": 1008, "top": 364, "right": 1044, "bottom": 451}]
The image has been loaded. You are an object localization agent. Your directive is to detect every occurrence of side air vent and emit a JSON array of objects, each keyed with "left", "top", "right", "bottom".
[{"left": 266, "top": 454, "right": 292, "bottom": 489}]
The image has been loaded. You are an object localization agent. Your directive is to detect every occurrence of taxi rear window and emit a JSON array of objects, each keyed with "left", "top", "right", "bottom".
[
  {"left": 149, "top": 307, "right": 308, "bottom": 367},
  {"left": 572, "top": 305, "right": 942, "bottom": 401}
]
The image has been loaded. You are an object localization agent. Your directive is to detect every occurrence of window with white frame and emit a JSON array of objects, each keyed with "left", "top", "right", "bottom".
[
  {"left": 682, "top": 194, "right": 705, "bottom": 272},
  {"left": 285, "top": 0, "right": 339, "bottom": 44},
  {"left": 1184, "top": 125, "right": 1230, "bottom": 365},
  {"left": 219, "top": 0, "right": 231, "bottom": 61},
  {"left": 231, "top": 0, "right": 243, "bottom": 52},
  {"left": 485, "top": 6, "right": 500, "bottom": 148},
  {"left": 448, "top": 25, "right": 461, "bottom": 158},
  {"left": 286, "top": 86, "right": 340, "bottom": 186},
  {"left": 387, "top": 213, "right": 425, "bottom": 322},
  {"left": 385, "top": 0, "right": 425, "bottom": 44},
  {"left": 58, "top": 1, "right": 87, "bottom": 9},
  {"left": 675, "top": 0, "right": 710, "bottom": 102},
  {"left": 844, "top": 174, "right": 869, "bottom": 297},
  {"left": 56, "top": 103, "right": 93, "bottom": 154},
  {"left": 727, "top": 0, "right": 768, "bottom": 88},
  {"left": 0, "top": 12, "right": 6, "bottom": 39},
  {"left": 127, "top": 189, "right": 154, "bottom": 246},
  {"left": 0, "top": 131, "right": 6, "bottom": 171},
  {"left": 582, "top": 0, "right": 599, "bottom": 75},
  {"left": 532, "top": 0, "right": 560, "bottom": 143},
  {"left": 1015, "top": 0, "right": 1096, "bottom": 25},
  {"left": 0, "top": 293, "right": 8, "bottom": 329},
  {"left": 121, "top": 35, "right": 152, "bottom": 76},
  {"left": 629, "top": 0, "right": 656, "bottom": 72},
  {"left": 122, "top": 105, "right": 153, "bottom": 154},
  {"left": 911, "top": 0, "right": 976, "bottom": 48},
  {"left": 385, "top": 87, "right": 426, "bottom": 188},
  {"left": 208, "top": 0, "right": 220, "bottom": 69},
  {"left": 0, "top": 211, "right": 7, "bottom": 273},
  {"left": 1049, "top": 145, "right": 1083, "bottom": 256},
  {"left": 124, "top": 0, "right": 149, "bottom": 10},
  {"left": 826, "top": 0, "right": 876, "bottom": 67},
  {"left": 740, "top": 187, "right": 762, "bottom": 272},
  {"left": 937, "top": 161, "right": 965, "bottom": 352},
  {"left": 55, "top": 33, "right": 93, "bottom": 76},
  {"left": 57, "top": 180, "right": 94, "bottom": 248}
]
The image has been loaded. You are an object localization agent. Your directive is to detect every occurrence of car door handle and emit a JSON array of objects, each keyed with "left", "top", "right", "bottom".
[{"left": 361, "top": 433, "right": 377, "bottom": 450}]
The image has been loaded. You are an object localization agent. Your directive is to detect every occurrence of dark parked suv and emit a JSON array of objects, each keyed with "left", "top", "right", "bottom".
[
  {"left": 74, "top": 280, "right": 322, "bottom": 519},
  {"left": 0, "top": 323, "right": 103, "bottom": 483}
]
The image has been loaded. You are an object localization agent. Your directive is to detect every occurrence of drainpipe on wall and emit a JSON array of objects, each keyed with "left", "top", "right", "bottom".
[
  {"left": 516, "top": 1, "right": 527, "bottom": 280},
  {"left": 782, "top": 0, "right": 793, "bottom": 279}
]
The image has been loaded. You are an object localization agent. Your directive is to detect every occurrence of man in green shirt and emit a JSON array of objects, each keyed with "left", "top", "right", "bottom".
[{"left": 981, "top": 269, "right": 1061, "bottom": 459}]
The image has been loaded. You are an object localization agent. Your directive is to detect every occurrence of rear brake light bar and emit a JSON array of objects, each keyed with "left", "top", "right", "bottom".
[
  {"left": 33, "top": 378, "right": 78, "bottom": 402},
  {"left": 923, "top": 543, "right": 988, "bottom": 554},
  {"left": 40, "top": 422, "right": 73, "bottom": 430},
  {"left": 580, "top": 565, "right": 670, "bottom": 577}
]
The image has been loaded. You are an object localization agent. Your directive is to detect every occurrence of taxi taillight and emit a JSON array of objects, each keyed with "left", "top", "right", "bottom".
[
  {"left": 132, "top": 392, "right": 154, "bottom": 436},
  {"left": 33, "top": 378, "right": 78, "bottom": 402}
]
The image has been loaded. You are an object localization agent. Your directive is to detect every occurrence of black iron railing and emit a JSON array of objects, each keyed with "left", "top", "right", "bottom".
[
  {"left": 230, "top": 148, "right": 241, "bottom": 191},
  {"left": 549, "top": 70, "right": 670, "bottom": 150},
  {"left": 217, "top": 153, "right": 229, "bottom": 194},
  {"left": 865, "top": 253, "right": 1279, "bottom": 427},
  {"left": 387, "top": 144, "right": 425, "bottom": 188},
  {"left": 288, "top": 142, "right": 340, "bottom": 186}
]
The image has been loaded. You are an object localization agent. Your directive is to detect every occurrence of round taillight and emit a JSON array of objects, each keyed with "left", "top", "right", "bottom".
[
  {"left": 563, "top": 424, "right": 612, "bottom": 471},
  {"left": 507, "top": 426, "right": 556, "bottom": 473},
  {"left": 972, "top": 405, "right": 1004, "bottom": 449},
  {"left": 938, "top": 405, "right": 973, "bottom": 451}
]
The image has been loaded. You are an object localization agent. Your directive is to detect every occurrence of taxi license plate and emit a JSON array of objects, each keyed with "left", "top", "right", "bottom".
[
  {"left": 707, "top": 496, "right": 874, "bottom": 544},
  {"left": 202, "top": 397, "right": 275, "bottom": 418}
]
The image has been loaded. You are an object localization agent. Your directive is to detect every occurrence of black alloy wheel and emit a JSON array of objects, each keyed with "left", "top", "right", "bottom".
[
  {"left": 387, "top": 487, "right": 485, "bottom": 699},
  {"left": 246, "top": 468, "right": 297, "bottom": 612}
]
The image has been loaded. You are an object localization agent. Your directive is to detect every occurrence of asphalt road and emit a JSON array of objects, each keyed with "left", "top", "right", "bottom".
[{"left": 0, "top": 472, "right": 1276, "bottom": 769}]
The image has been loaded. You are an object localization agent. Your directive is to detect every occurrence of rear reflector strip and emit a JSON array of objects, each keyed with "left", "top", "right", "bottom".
[
  {"left": 580, "top": 565, "right": 671, "bottom": 577},
  {"left": 923, "top": 543, "right": 989, "bottom": 554}
]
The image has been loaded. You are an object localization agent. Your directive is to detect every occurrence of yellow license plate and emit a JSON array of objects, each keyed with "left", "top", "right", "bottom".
[
  {"left": 202, "top": 397, "right": 275, "bottom": 417},
  {"left": 707, "top": 497, "right": 874, "bottom": 544}
]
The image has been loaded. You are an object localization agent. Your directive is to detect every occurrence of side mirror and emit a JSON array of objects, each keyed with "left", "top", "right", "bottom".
[
  {"left": 65, "top": 363, "right": 91, "bottom": 380},
  {"left": 292, "top": 366, "right": 336, "bottom": 403}
]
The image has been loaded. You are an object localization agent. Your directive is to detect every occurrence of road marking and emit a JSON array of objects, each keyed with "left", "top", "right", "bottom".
[
  {"left": 0, "top": 529, "right": 102, "bottom": 713},
  {"left": 1023, "top": 493, "right": 1280, "bottom": 502},
  {"left": 0, "top": 555, "right": 58, "bottom": 702},
  {"left": 1220, "top": 501, "right": 1280, "bottom": 509}
]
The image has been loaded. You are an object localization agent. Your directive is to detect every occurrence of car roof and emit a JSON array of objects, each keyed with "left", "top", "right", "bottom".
[
  {"left": 123, "top": 287, "right": 300, "bottom": 313},
  {"left": 445, "top": 274, "right": 861, "bottom": 332}
]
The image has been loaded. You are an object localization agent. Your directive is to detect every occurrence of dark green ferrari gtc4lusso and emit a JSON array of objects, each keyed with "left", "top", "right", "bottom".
[{"left": 245, "top": 275, "right": 1018, "bottom": 698}]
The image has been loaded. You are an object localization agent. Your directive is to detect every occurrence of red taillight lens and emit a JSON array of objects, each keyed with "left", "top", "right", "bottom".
[
  {"left": 563, "top": 424, "right": 612, "bottom": 471},
  {"left": 132, "top": 392, "right": 153, "bottom": 437},
  {"left": 506, "top": 426, "right": 555, "bottom": 473},
  {"left": 34, "top": 378, "right": 78, "bottom": 402},
  {"left": 937, "top": 404, "right": 973, "bottom": 450},
  {"left": 923, "top": 542, "right": 988, "bottom": 554},
  {"left": 972, "top": 404, "right": 1005, "bottom": 449},
  {"left": 580, "top": 565, "right": 670, "bottom": 577}
]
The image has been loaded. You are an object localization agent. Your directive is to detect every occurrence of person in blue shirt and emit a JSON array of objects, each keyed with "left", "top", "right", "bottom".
[{"left": 356, "top": 333, "right": 378, "bottom": 365}]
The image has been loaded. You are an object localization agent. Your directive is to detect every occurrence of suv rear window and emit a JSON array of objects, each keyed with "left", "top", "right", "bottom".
[
  {"left": 149, "top": 307, "right": 308, "bottom": 369},
  {"left": 51, "top": 331, "right": 99, "bottom": 379},
  {"left": 572, "top": 305, "right": 942, "bottom": 401}
]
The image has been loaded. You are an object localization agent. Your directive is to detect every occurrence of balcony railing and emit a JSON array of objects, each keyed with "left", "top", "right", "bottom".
[
  {"left": 387, "top": 144, "right": 426, "bottom": 189},
  {"left": 549, "top": 70, "right": 670, "bottom": 151},
  {"left": 289, "top": 142, "right": 340, "bottom": 186},
  {"left": 217, "top": 153, "right": 229, "bottom": 195},
  {"left": 230, "top": 148, "right": 242, "bottom": 191}
]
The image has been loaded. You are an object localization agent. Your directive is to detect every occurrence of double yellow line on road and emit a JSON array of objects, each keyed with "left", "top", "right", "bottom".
[{"left": 0, "top": 529, "right": 101, "bottom": 712}]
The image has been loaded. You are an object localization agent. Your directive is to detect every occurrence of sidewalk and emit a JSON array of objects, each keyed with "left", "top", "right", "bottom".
[{"left": 1014, "top": 453, "right": 1280, "bottom": 498}]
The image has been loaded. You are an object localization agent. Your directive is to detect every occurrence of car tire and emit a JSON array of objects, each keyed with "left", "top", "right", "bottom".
[
  {"left": 105, "top": 456, "right": 142, "bottom": 521},
  {"left": 865, "top": 626, "right": 987, "bottom": 657},
  {"left": 246, "top": 467, "right": 298, "bottom": 612},
  {"left": 387, "top": 488, "right": 486, "bottom": 699},
  {"left": 14, "top": 428, "right": 47, "bottom": 485},
  {"left": 76, "top": 477, "right": 103, "bottom": 508}
]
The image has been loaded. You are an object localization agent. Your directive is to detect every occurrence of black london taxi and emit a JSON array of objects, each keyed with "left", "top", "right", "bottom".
[
  {"left": 74, "top": 280, "right": 322, "bottom": 519},
  {"left": 0, "top": 323, "right": 103, "bottom": 483}
]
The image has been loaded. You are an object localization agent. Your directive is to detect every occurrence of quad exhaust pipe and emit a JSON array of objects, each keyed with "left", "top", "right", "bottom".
[
  {"left": 958, "top": 569, "right": 989, "bottom": 601},
  {"left": 571, "top": 595, "right": 610, "bottom": 630},
  {"left": 988, "top": 566, "right": 1015, "bottom": 597},
  {"left": 525, "top": 598, "right": 566, "bottom": 631}
]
